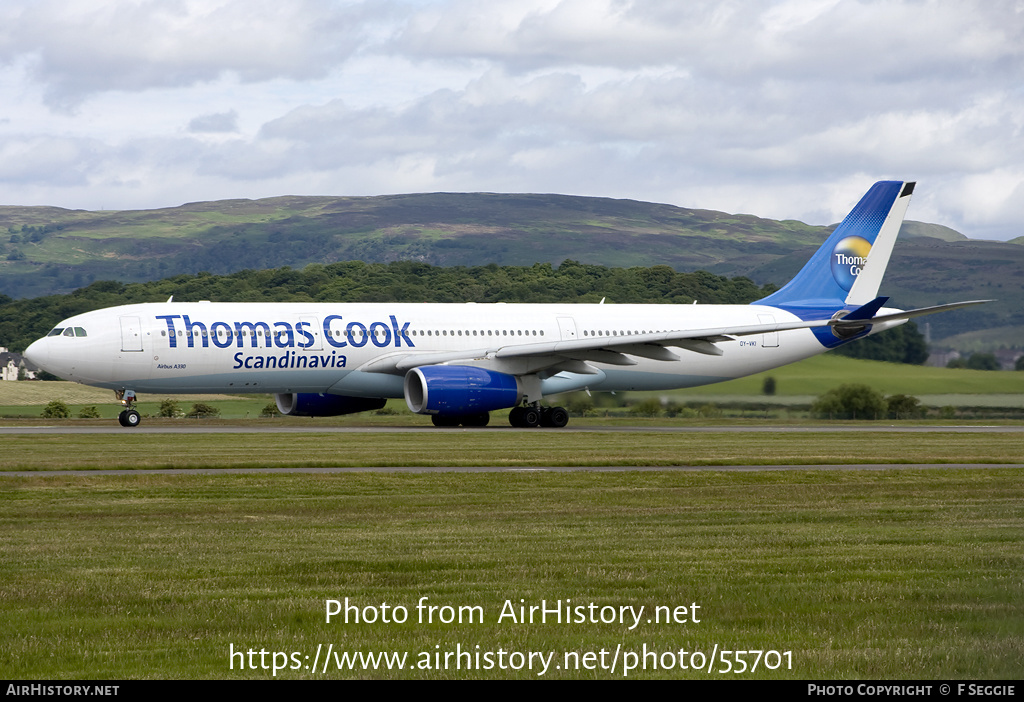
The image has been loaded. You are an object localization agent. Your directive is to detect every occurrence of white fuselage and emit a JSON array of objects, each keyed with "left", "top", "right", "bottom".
[{"left": 25, "top": 300, "right": 845, "bottom": 400}]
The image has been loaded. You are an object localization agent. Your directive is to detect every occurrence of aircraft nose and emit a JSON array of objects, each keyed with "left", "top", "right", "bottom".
[{"left": 23, "top": 338, "right": 49, "bottom": 371}]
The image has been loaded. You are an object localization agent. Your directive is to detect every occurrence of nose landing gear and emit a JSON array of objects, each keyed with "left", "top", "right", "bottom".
[{"left": 115, "top": 389, "right": 141, "bottom": 428}]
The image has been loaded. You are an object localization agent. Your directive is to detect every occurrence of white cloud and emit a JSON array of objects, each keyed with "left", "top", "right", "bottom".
[
  {"left": 0, "top": 0, "right": 383, "bottom": 111},
  {"left": 187, "top": 110, "right": 239, "bottom": 134},
  {"left": 0, "top": 0, "right": 1021, "bottom": 239}
]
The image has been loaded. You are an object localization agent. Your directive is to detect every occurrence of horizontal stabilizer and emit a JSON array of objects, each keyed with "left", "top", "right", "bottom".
[
  {"left": 831, "top": 300, "right": 992, "bottom": 329},
  {"left": 841, "top": 296, "right": 889, "bottom": 321}
]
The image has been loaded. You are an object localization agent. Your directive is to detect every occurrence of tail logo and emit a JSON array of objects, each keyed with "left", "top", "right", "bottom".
[{"left": 830, "top": 236, "right": 871, "bottom": 291}]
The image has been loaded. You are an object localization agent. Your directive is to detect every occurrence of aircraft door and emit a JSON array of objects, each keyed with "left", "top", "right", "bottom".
[
  {"left": 557, "top": 317, "right": 578, "bottom": 341},
  {"left": 758, "top": 314, "right": 779, "bottom": 348},
  {"left": 120, "top": 316, "right": 144, "bottom": 352}
]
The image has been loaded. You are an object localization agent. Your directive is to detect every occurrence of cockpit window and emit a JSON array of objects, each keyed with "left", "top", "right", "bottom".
[
  {"left": 47, "top": 328, "right": 65, "bottom": 337},
  {"left": 63, "top": 328, "right": 75, "bottom": 337},
  {"left": 74, "top": 327, "right": 87, "bottom": 337}
]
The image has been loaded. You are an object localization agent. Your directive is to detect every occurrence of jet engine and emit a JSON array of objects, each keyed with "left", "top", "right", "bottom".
[
  {"left": 275, "top": 393, "right": 387, "bottom": 417},
  {"left": 404, "top": 366, "right": 522, "bottom": 415}
]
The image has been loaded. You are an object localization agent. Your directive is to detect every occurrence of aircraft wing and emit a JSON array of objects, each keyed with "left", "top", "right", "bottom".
[
  {"left": 359, "top": 317, "right": 832, "bottom": 375},
  {"left": 360, "top": 298, "right": 991, "bottom": 376}
]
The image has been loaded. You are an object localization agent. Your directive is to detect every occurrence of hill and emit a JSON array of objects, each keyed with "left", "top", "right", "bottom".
[
  {"left": 1, "top": 193, "right": 1019, "bottom": 347},
  {"left": 0, "top": 193, "right": 826, "bottom": 298}
]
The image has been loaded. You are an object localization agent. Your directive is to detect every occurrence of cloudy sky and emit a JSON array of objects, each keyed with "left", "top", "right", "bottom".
[{"left": 1, "top": 0, "right": 1022, "bottom": 239}]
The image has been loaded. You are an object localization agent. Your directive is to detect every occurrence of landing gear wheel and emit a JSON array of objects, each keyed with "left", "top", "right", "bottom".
[
  {"left": 509, "top": 406, "right": 544, "bottom": 427},
  {"left": 460, "top": 412, "right": 490, "bottom": 427},
  {"left": 521, "top": 407, "right": 541, "bottom": 427},
  {"left": 541, "top": 406, "right": 569, "bottom": 428},
  {"left": 508, "top": 407, "right": 524, "bottom": 427},
  {"left": 431, "top": 414, "right": 462, "bottom": 427},
  {"left": 118, "top": 409, "right": 141, "bottom": 428}
]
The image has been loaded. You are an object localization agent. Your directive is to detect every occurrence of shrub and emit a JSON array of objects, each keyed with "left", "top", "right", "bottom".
[
  {"left": 41, "top": 400, "right": 71, "bottom": 418},
  {"left": 812, "top": 384, "right": 887, "bottom": 420},
  {"left": 77, "top": 405, "right": 101, "bottom": 419},
  {"left": 158, "top": 399, "right": 180, "bottom": 418},
  {"left": 698, "top": 403, "right": 721, "bottom": 418},
  {"left": 185, "top": 402, "right": 220, "bottom": 418},
  {"left": 629, "top": 398, "right": 663, "bottom": 417},
  {"left": 762, "top": 376, "right": 777, "bottom": 395},
  {"left": 565, "top": 393, "right": 595, "bottom": 416}
]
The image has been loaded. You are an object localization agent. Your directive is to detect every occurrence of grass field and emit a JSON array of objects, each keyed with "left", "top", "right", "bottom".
[
  {"left": 630, "top": 355, "right": 1024, "bottom": 398},
  {"left": 2, "top": 469, "right": 1021, "bottom": 679},
  {"left": 2, "top": 357, "right": 1022, "bottom": 679},
  {"left": 3, "top": 355, "right": 1024, "bottom": 421},
  {"left": 0, "top": 429, "right": 1023, "bottom": 471}
]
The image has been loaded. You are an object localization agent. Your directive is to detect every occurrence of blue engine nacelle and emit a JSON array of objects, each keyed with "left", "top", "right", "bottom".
[
  {"left": 404, "top": 366, "right": 522, "bottom": 415},
  {"left": 275, "top": 393, "right": 387, "bottom": 417}
]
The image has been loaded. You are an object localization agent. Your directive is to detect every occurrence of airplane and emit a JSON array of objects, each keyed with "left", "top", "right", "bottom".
[{"left": 23, "top": 180, "right": 987, "bottom": 428}]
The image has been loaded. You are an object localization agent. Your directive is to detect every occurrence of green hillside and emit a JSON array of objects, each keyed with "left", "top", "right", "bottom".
[
  {"left": 0, "top": 193, "right": 826, "bottom": 299},
  {"left": 1, "top": 193, "right": 1020, "bottom": 348}
]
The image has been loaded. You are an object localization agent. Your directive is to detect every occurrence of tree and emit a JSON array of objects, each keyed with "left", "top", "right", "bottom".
[
  {"left": 1016, "top": 355, "right": 1024, "bottom": 371},
  {"left": 831, "top": 322, "right": 929, "bottom": 364},
  {"left": 966, "top": 352, "right": 1000, "bottom": 371},
  {"left": 762, "top": 376, "right": 777, "bottom": 395},
  {"left": 812, "top": 384, "right": 887, "bottom": 420},
  {"left": 886, "top": 394, "right": 924, "bottom": 420}
]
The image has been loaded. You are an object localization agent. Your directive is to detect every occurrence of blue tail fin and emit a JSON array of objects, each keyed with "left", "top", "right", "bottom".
[{"left": 756, "top": 181, "right": 915, "bottom": 312}]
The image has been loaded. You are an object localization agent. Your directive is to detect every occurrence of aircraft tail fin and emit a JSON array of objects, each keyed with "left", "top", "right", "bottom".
[{"left": 756, "top": 181, "right": 915, "bottom": 310}]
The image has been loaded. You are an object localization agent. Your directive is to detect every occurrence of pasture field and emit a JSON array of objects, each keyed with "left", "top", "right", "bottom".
[{"left": 1, "top": 467, "right": 1021, "bottom": 679}]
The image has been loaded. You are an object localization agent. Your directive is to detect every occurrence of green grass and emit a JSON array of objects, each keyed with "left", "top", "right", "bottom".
[
  {"left": 627, "top": 355, "right": 1024, "bottom": 398},
  {"left": 1, "top": 469, "right": 1021, "bottom": 678},
  {"left": 1, "top": 429, "right": 1022, "bottom": 472},
  {"left": 4, "top": 356, "right": 1024, "bottom": 423}
]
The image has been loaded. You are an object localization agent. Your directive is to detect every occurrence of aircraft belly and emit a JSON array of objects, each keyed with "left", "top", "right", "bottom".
[
  {"left": 106, "top": 366, "right": 349, "bottom": 394},
  {"left": 327, "top": 371, "right": 405, "bottom": 399}
]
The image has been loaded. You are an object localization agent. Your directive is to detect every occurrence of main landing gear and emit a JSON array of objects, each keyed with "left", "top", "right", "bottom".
[
  {"left": 508, "top": 405, "right": 569, "bottom": 428},
  {"left": 428, "top": 405, "right": 570, "bottom": 428},
  {"left": 115, "top": 389, "right": 141, "bottom": 428},
  {"left": 431, "top": 412, "right": 490, "bottom": 427}
]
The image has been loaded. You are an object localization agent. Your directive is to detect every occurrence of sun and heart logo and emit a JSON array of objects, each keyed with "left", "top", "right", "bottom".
[{"left": 830, "top": 236, "right": 872, "bottom": 291}]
